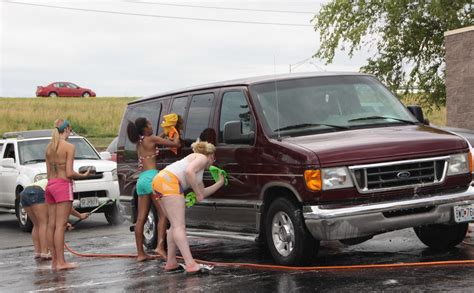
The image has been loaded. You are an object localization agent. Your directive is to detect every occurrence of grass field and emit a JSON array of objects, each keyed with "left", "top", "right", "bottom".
[
  {"left": 0, "top": 97, "right": 136, "bottom": 149},
  {"left": 0, "top": 95, "right": 446, "bottom": 149}
]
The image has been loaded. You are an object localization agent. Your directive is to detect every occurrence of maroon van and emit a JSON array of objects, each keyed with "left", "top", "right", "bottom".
[{"left": 117, "top": 72, "right": 474, "bottom": 265}]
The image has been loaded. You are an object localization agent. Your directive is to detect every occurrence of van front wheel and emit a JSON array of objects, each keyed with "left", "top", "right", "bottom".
[
  {"left": 265, "top": 198, "right": 318, "bottom": 266},
  {"left": 414, "top": 222, "right": 468, "bottom": 251}
]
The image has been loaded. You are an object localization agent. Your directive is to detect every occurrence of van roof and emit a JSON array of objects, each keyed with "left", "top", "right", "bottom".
[{"left": 130, "top": 71, "right": 370, "bottom": 105}]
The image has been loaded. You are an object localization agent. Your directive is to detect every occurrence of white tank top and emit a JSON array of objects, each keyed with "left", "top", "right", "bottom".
[{"left": 164, "top": 155, "right": 204, "bottom": 190}]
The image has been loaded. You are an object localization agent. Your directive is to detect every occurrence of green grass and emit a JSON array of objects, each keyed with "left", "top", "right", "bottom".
[{"left": 0, "top": 97, "right": 136, "bottom": 149}]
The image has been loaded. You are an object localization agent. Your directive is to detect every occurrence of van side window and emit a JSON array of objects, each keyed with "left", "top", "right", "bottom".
[
  {"left": 3, "top": 143, "right": 15, "bottom": 162},
  {"left": 219, "top": 91, "right": 254, "bottom": 143},
  {"left": 183, "top": 93, "right": 214, "bottom": 145},
  {"left": 124, "top": 101, "right": 162, "bottom": 152},
  {"left": 167, "top": 96, "right": 189, "bottom": 133}
]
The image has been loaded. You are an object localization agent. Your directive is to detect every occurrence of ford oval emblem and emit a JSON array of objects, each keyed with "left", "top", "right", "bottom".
[{"left": 397, "top": 171, "right": 411, "bottom": 179}]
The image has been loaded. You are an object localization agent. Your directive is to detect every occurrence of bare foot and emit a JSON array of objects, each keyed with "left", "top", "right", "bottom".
[
  {"left": 137, "top": 254, "right": 153, "bottom": 262},
  {"left": 40, "top": 253, "right": 52, "bottom": 260},
  {"left": 164, "top": 261, "right": 179, "bottom": 271},
  {"left": 34, "top": 253, "right": 41, "bottom": 259},
  {"left": 154, "top": 247, "right": 167, "bottom": 259},
  {"left": 186, "top": 263, "right": 201, "bottom": 273},
  {"left": 56, "top": 262, "right": 79, "bottom": 271}
]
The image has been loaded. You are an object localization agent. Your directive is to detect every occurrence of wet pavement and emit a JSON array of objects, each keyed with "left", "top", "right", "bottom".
[{"left": 2, "top": 212, "right": 474, "bottom": 292}]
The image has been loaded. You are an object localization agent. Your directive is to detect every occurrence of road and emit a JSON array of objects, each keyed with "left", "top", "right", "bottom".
[{"left": 2, "top": 212, "right": 474, "bottom": 292}]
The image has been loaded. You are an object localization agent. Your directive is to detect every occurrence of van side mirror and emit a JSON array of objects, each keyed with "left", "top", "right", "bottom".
[
  {"left": 407, "top": 105, "right": 427, "bottom": 124},
  {"left": 1, "top": 158, "right": 15, "bottom": 168},
  {"left": 223, "top": 121, "right": 254, "bottom": 144}
]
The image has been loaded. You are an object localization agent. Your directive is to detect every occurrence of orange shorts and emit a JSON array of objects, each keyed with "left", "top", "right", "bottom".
[{"left": 152, "top": 170, "right": 184, "bottom": 198}]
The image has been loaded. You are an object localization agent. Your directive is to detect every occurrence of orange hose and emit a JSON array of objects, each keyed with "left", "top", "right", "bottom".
[{"left": 64, "top": 243, "right": 474, "bottom": 271}]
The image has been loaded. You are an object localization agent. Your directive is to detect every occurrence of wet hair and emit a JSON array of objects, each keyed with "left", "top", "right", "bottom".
[
  {"left": 127, "top": 117, "right": 148, "bottom": 143},
  {"left": 48, "top": 118, "right": 70, "bottom": 153},
  {"left": 191, "top": 139, "right": 215, "bottom": 155}
]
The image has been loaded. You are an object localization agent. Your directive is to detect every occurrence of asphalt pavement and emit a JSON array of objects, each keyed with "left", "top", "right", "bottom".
[{"left": 2, "top": 212, "right": 474, "bottom": 292}]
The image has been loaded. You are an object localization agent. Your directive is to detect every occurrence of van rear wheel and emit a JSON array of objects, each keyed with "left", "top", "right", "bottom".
[
  {"left": 414, "top": 222, "right": 468, "bottom": 251},
  {"left": 143, "top": 205, "right": 158, "bottom": 249},
  {"left": 265, "top": 197, "right": 319, "bottom": 266}
]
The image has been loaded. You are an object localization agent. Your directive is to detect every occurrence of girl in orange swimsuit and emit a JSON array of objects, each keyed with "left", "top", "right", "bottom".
[{"left": 152, "top": 140, "right": 224, "bottom": 273}]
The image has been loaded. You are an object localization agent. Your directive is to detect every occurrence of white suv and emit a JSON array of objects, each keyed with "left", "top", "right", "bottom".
[{"left": 0, "top": 130, "right": 121, "bottom": 231}]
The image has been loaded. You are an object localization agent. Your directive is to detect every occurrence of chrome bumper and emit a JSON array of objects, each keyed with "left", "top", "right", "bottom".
[{"left": 303, "top": 186, "right": 474, "bottom": 241}]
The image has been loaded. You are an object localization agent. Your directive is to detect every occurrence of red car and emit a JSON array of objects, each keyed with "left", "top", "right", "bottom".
[{"left": 36, "top": 82, "right": 96, "bottom": 97}]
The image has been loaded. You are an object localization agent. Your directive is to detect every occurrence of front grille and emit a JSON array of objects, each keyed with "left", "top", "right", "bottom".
[
  {"left": 74, "top": 172, "right": 104, "bottom": 180},
  {"left": 74, "top": 190, "right": 107, "bottom": 200},
  {"left": 349, "top": 156, "right": 449, "bottom": 193}
]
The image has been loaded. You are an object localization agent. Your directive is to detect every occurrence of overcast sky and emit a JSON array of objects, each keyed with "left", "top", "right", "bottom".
[{"left": 1, "top": 0, "right": 370, "bottom": 97}]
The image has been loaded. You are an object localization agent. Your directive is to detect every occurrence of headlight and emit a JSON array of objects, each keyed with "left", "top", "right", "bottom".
[
  {"left": 321, "top": 167, "right": 354, "bottom": 190},
  {"left": 304, "top": 167, "right": 354, "bottom": 191},
  {"left": 447, "top": 153, "right": 470, "bottom": 176},
  {"left": 111, "top": 169, "right": 118, "bottom": 181},
  {"left": 34, "top": 173, "right": 48, "bottom": 182}
]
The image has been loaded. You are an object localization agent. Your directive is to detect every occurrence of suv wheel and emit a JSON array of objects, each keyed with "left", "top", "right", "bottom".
[
  {"left": 143, "top": 205, "right": 158, "bottom": 249},
  {"left": 414, "top": 223, "right": 468, "bottom": 250},
  {"left": 265, "top": 197, "right": 319, "bottom": 266},
  {"left": 16, "top": 198, "right": 33, "bottom": 232},
  {"left": 104, "top": 202, "right": 125, "bottom": 225}
]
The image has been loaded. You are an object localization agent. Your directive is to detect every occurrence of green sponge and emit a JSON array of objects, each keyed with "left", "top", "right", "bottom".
[
  {"left": 185, "top": 192, "right": 196, "bottom": 208},
  {"left": 209, "top": 165, "right": 228, "bottom": 186}
]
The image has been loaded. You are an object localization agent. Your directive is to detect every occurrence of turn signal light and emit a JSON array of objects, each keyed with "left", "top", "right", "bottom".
[
  {"left": 470, "top": 152, "right": 473, "bottom": 174},
  {"left": 304, "top": 169, "right": 321, "bottom": 191}
]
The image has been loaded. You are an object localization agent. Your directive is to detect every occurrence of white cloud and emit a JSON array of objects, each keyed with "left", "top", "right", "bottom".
[{"left": 1, "top": 0, "right": 371, "bottom": 97}]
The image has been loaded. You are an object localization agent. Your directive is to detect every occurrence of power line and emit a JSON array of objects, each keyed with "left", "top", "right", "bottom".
[
  {"left": 126, "top": 0, "right": 315, "bottom": 15},
  {"left": 5, "top": 1, "right": 313, "bottom": 27}
]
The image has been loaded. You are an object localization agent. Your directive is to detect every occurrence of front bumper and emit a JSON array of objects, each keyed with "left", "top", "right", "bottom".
[
  {"left": 303, "top": 186, "right": 474, "bottom": 241},
  {"left": 72, "top": 178, "right": 120, "bottom": 211}
]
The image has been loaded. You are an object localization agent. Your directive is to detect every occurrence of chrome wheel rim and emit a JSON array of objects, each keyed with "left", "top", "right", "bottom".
[
  {"left": 83, "top": 93, "right": 90, "bottom": 97},
  {"left": 271, "top": 211, "right": 295, "bottom": 257},
  {"left": 143, "top": 210, "right": 155, "bottom": 241},
  {"left": 19, "top": 202, "right": 28, "bottom": 226}
]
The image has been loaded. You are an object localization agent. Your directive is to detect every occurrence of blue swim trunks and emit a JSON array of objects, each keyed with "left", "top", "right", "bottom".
[
  {"left": 20, "top": 186, "right": 45, "bottom": 207},
  {"left": 136, "top": 169, "right": 158, "bottom": 196}
]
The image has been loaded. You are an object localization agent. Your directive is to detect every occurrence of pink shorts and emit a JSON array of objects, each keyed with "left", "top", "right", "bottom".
[{"left": 45, "top": 178, "right": 73, "bottom": 204}]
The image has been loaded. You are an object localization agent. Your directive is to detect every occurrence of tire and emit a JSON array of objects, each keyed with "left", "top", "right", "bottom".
[
  {"left": 104, "top": 202, "right": 125, "bottom": 225},
  {"left": 16, "top": 198, "right": 33, "bottom": 232},
  {"left": 82, "top": 92, "right": 90, "bottom": 97},
  {"left": 265, "top": 197, "right": 319, "bottom": 266},
  {"left": 143, "top": 205, "right": 158, "bottom": 249},
  {"left": 48, "top": 92, "right": 58, "bottom": 97},
  {"left": 414, "top": 223, "right": 468, "bottom": 251}
]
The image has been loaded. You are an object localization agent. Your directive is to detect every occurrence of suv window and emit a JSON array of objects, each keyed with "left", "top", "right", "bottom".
[
  {"left": 124, "top": 101, "right": 163, "bottom": 152},
  {"left": 219, "top": 91, "right": 255, "bottom": 143},
  {"left": 183, "top": 93, "right": 214, "bottom": 145},
  {"left": 3, "top": 143, "right": 16, "bottom": 162}
]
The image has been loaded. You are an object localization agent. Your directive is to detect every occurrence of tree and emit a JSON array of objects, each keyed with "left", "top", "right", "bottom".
[{"left": 312, "top": 0, "right": 473, "bottom": 108}]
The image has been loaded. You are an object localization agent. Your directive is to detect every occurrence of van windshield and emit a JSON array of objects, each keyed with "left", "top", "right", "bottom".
[
  {"left": 19, "top": 137, "right": 100, "bottom": 165},
  {"left": 250, "top": 75, "right": 417, "bottom": 137}
]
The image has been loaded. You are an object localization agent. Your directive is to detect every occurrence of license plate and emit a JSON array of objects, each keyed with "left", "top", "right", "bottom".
[
  {"left": 80, "top": 197, "right": 99, "bottom": 208},
  {"left": 454, "top": 204, "right": 474, "bottom": 223}
]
